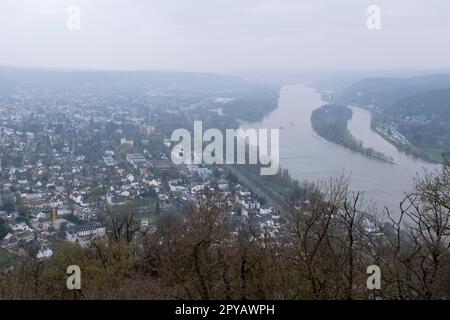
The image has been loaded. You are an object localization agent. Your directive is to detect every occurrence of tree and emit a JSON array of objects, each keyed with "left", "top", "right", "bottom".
[
  {"left": 1, "top": 166, "right": 450, "bottom": 300},
  {"left": 384, "top": 161, "right": 450, "bottom": 299},
  {"left": 1, "top": 196, "right": 15, "bottom": 213},
  {"left": 0, "top": 218, "right": 9, "bottom": 239},
  {"left": 155, "top": 198, "right": 160, "bottom": 214}
]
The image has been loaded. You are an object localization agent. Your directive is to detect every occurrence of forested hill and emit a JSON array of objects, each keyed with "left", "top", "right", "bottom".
[
  {"left": 387, "top": 88, "right": 450, "bottom": 120},
  {"left": 339, "top": 74, "right": 450, "bottom": 108},
  {"left": 330, "top": 73, "right": 450, "bottom": 163}
]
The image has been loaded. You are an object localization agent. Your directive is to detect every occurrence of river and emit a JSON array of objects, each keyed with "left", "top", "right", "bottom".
[{"left": 241, "top": 84, "right": 439, "bottom": 214}]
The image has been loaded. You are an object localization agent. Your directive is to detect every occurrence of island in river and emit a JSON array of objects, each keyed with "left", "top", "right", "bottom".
[{"left": 311, "top": 104, "right": 395, "bottom": 164}]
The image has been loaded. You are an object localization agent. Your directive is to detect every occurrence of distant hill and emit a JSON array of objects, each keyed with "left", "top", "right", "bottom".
[
  {"left": 311, "top": 75, "right": 366, "bottom": 92},
  {"left": 0, "top": 66, "right": 247, "bottom": 93},
  {"left": 387, "top": 88, "right": 450, "bottom": 120},
  {"left": 336, "top": 74, "right": 450, "bottom": 162},
  {"left": 340, "top": 74, "right": 450, "bottom": 108}
]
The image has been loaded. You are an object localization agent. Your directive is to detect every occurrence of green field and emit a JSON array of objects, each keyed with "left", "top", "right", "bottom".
[{"left": 421, "top": 147, "right": 446, "bottom": 163}]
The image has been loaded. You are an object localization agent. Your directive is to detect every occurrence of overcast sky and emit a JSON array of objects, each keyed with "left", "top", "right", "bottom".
[{"left": 0, "top": 0, "right": 449, "bottom": 72}]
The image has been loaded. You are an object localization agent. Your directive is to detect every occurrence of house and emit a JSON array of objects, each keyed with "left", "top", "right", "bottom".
[
  {"left": 11, "top": 229, "right": 34, "bottom": 243},
  {"left": 170, "top": 184, "right": 186, "bottom": 192},
  {"left": 217, "top": 179, "right": 229, "bottom": 190},
  {"left": 362, "top": 218, "right": 381, "bottom": 234},
  {"left": 238, "top": 189, "right": 251, "bottom": 197},
  {"left": 258, "top": 215, "right": 274, "bottom": 229},
  {"left": 146, "top": 178, "right": 161, "bottom": 188},
  {"left": 18, "top": 178, "right": 28, "bottom": 185},
  {"left": 158, "top": 193, "right": 171, "bottom": 209},
  {"left": 73, "top": 208, "right": 97, "bottom": 221},
  {"left": 120, "top": 190, "right": 130, "bottom": 197},
  {"left": 169, "top": 179, "right": 186, "bottom": 192},
  {"left": 37, "top": 247, "right": 54, "bottom": 260},
  {"left": 141, "top": 218, "right": 149, "bottom": 228},
  {"left": 11, "top": 222, "right": 33, "bottom": 233},
  {"left": 2, "top": 232, "right": 18, "bottom": 247},
  {"left": 191, "top": 184, "right": 206, "bottom": 194},
  {"left": 187, "top": 164, "right": 199, "bottom": 174},
  {"left": 70, "top": 192, "right": 88, "bottom": 207},
  {"left": 32, "top": 211, "right": 46, "bottom": 221},
  {"left": 126, "top": 173, "right": 135, "bottom": 182},
  {"left": 143, "top": 125, "right": 155, "bottom": 136},
  {"left": 163, "top": 138, "right": 171, "bottom": 147},
  {"left": 21, "top": 193, "right": 44, "bottom": 206},
  {"left": 120, "top": 138, "right": 134, "bottom": 148},
  {"left": 106, "top": 194, "right": 126, "bottom": 206},
  {"left": 103, "top": 154, "right": 117, "bottom": 166},
  {"left": 57, "top": 206, "right": 72, "bottom": 216},
  {"left": 240, "top": 197, "right": 260, "bottom": 210},
  {"left": 66, "top": 223, "right": 106, "bottom": 246},
  {"left": 259, "top": 206, "right": 274, "bottom": 215},
  {"left": 126, "top": 153, "right": 147, "bottom": 168}
]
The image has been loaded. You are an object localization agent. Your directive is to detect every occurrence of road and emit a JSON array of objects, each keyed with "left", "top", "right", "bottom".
[{"left": 228, "top": 165, "right": 290, "bottom": 211}]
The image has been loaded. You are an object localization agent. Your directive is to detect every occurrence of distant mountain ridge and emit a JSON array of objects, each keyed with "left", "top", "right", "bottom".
[
  {"left": 0, "top": 66, "right": 248, "bottom": 94},
  {"left": 387, "top": 88, "right": 450, "bottom": 120},
  {"left": 340, "top": 74, "right": 450, "bottom": 108},
  {"left": 334, "top": 73, "right": 450, "bottom": 162},
  {"left": 311, "top": 75, "right": 366, "bottom": 92}
]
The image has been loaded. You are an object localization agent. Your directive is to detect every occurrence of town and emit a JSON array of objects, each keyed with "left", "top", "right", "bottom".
[{"left": 0, "top": 83, "right": 287, "bottom": 266}]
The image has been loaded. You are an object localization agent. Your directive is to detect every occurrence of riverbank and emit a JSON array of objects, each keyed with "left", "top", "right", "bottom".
[
  {"left": 316, "top": 88, "right": 443, "bottom": 164},
  {"left": 240, "top": 84, "right": 439, "bottom": 214},
  {"left": 370, "top": 113, "right": 443, "bottom": 164}
]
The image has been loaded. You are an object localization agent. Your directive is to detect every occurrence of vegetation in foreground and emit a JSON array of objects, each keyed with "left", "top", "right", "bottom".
[{"left": 0, "top": 162, "right": 449, "bottom": 300}]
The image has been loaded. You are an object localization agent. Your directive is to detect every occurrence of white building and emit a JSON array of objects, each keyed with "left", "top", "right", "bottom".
[
  {"left": 37, "top": 247, "right": 54, "bottom": 260},
  {"left": 66, "top": 223, "right": 106, "bottom": 246},
  {"left": 126, "top": 153, "right": 147, "bottom": 168}
]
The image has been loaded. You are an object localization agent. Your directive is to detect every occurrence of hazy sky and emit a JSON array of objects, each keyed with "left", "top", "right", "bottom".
[{"left": 0, "top": 0, "right": 449, "bottom": 72}]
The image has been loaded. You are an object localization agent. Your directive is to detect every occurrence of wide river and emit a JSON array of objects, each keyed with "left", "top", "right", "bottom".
[{"left": 241, "top": 84, "right": 440, "bottom": 214}]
